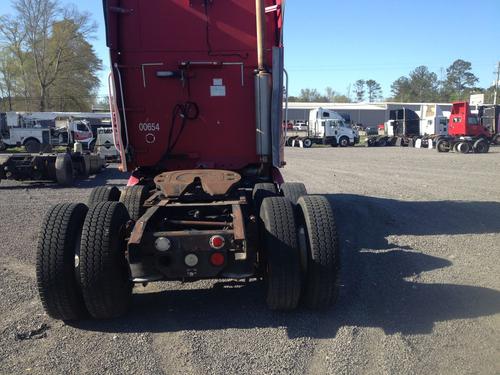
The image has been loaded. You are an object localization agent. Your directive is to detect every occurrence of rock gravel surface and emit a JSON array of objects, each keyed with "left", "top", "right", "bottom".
[{"left": 0, "top": 146, "right": 499, "bottom": 375}]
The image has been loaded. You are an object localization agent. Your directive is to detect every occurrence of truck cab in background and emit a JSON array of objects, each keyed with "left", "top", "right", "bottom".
[
  {"left": 448, "top": 102, "right": 490, "bottom": 138},
  {"left": 436, "top": 102, "right": 492, "bottom": 153},
  {"left": 419, "top": 104, "right": 449, "bottom": 136},
  {"left": 0, "top": 113, "right": 95, "bottom": 152},
  {"left": 479, "top": 104, "right": 500, "bottom": 145},
  {"left": 301, "top": 107, "right": 358, "bottom": 147},
  {"left": 95, "top": 127, "right": 120, "bottom": 160}
]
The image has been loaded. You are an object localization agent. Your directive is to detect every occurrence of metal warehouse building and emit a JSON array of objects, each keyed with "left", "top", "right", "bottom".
[{"left": 286, "top": 102, "right": 452, "bottom": 127}]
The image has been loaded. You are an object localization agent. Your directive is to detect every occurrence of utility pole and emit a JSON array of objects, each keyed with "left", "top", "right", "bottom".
[{"left": 494, "top": 61, "right": 500, "bottom": 105}]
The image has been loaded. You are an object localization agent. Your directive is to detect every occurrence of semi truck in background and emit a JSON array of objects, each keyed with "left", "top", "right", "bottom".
[
  {"left": 419, "top": 104, "right": 449, "bottom": 136},
  {"left": 479, "top": 104, "right": 500, "bottom": 145},
  {"left": 365, "top": 102, "right": 496, "bottom": 152},
  {"left": 366, "top": 108, "right": 421, "bottom": 147},
  {"left": 0, "top": 112, "right": 95, "bottom": 152},
  {"left": 286, "top": 107, "right": 359, "bottom": 147},
  {"left": 435, "top": 102, "right": 492, "bottom": 153},
  {"left": 95, "top": 127, "right": 120, "bottom": 161}
]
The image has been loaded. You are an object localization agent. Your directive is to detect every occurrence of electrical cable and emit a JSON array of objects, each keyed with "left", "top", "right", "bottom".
[{"left": 161, "top": 101, "right": 199, "bottom": 163}]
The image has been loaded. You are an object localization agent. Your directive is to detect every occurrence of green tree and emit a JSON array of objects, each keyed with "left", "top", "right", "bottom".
[
  {"left": 365, "top": 79, "right": 382, "bottom": 102},
  {"left": 297, "top": 88, "right": 328, "bottom": 102},
  {"left": 324, "top": 86, "right": 352, "bottom": 103},
  {"left": 0, "top": 0, "right": 101, "bottom": 111},
  {"left": 353, "top": 79, "right": 365, "bottom": 102},
  {"left": 390, "top": 76, "right": 411, "bottom": 101},
  {"left": 443, "top": 59, "right": 479, "bottom": 101},
  {"left": 0, "top": 49, "right": 20, "bottom": 110},
  {"left": 47, "top": 20, "right": 102, "bottom": 111},
  {"left": 408, "top": 66, "right": 439, "bottom": 101},
  {"left": 390, "top": 66, "right": 439, "bottom": 102}
]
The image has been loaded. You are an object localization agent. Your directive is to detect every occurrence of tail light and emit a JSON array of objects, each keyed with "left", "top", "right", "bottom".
[
  {"left": 210, "top": 253, "right": 225, "bottom": 267},
  {"left": 209, "top": 235, "right": 225, "bottom": 249}
]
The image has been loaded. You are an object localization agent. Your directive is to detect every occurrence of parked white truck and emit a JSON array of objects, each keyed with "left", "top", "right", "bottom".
[
  {"left": 0, "top": 112, "right": 93, "bottom": 152},
  {"left": 419, "top": 104, "right": 449, "bottom": 136},
  {"left": 286, "top": 107, "right": 359, "bottom": 148},
  {"left": 95, "top": 127, "right": 120, "bottom": 161}
]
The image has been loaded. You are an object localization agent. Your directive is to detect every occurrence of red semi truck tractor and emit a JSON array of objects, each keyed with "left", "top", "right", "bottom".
[
  {"left": 435, "top": 102, "right": 491, "bottom": 153},
  {"left": 35, "top": 0, "right": 340, "bottom": 321}
]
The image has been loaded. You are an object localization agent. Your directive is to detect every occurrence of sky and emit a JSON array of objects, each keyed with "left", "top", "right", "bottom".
[{"left": 1, "top": 0, "right": 499, "bottom": 100}]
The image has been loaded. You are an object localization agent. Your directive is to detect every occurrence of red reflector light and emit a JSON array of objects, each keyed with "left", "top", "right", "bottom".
[
  {"left": 210, "top": 252, "right": 225, "bottom": 267},
  {"left": 209, "top": 235, "right": 225, "bottom": 249}
]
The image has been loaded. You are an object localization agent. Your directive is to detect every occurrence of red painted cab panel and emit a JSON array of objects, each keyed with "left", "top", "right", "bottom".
[
  {"left": 103, "top": 0, "right": 284, "bottom": 172},
  {"left": 449, "top": 102, "right": 491, "bottom": 137}
]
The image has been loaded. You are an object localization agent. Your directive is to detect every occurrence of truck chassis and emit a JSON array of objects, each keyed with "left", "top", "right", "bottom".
[{"left": 0, "top": 151, "right": 104, "bottom": 185}]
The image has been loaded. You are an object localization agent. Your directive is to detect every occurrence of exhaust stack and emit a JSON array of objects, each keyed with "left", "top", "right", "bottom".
[{"left": 255, "top": 0, "right": 271, "bottom": 160}]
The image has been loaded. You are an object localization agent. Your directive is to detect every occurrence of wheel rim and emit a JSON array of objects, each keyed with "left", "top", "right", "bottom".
[
  {"left": 304, "top": 139, "right": 312, "bottom": 147},
  {"left": 438, "top": 141, "right": 450, "bottom": 152}
]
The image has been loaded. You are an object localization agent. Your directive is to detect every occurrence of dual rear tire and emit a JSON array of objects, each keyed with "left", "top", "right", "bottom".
[
  {"left": 36, "top": 201, "right": 133, "bottom": 320},
  {"left": 260, "top": 193, "right": 340, "bottom": 311}
]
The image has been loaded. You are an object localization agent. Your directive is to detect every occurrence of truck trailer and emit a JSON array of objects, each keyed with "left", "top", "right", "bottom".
[{"left": 35, "top": 0, "right": 340, "bottom": 321}]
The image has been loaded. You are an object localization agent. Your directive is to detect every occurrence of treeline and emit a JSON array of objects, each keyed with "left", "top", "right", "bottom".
[
  {"left": 0, "top": 0, "right": 102, "bottom": 112},
  {"left": 289, "top": 59, "right": 496, "bottom": 103}
]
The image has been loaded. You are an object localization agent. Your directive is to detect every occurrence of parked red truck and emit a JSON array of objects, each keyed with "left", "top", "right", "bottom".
[
  {"left": 436, "top": 102, "right": 491, "bottom": 153},
  {"left": 36, "top": 0, "right": 340, "bottom": 321}
]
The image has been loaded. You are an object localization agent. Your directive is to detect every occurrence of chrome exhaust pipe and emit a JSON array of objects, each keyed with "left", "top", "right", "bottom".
[{"left": 255, "top": 0, "right": 266, "bottom": 71}]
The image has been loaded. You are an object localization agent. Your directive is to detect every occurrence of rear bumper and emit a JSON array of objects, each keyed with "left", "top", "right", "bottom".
[{"left": 127, "top": 203, "right": 258, "bottom": 282}]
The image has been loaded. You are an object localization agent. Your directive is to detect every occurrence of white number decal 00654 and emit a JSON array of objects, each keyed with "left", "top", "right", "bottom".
[{"left": 139, "top": 122, "right": 160, "bottom": 132}]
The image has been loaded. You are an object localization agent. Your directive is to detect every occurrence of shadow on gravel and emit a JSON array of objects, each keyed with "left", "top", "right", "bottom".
[
  {"left": 0, "top": 165, "right": 128, "bottom": 191},
  {"left": 72, "top": 194, "right": 500, "bottom": 338}
]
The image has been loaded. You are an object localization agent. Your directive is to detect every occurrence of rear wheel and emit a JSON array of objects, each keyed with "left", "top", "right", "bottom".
[
  {"left": 436, "top": 139, "right": 450, "bottom": 153},
  {"left": 377, "top": 137, "right": 387, "bottom": 147},
  {"left": 55, "top": 153, "right": 74, "bottom": 186},
  {"left": 81, "top": 154, "right": 91, "bottom": 177},
  {"left": 280, "top": 182, "right": 307, "bottom": 205},
  {"left": 24, "top": 139, "right": 41, "bottom": 153},
  {"left": 252, "top": 183, "right": 277, "bottom": 212},
  {"left": 80, "top": 202, "right": 132, "bottom": 319},
  {"left": 89, "top": 154, "right": 103, "bottom": 175},
  {"left": 120, "top": 185, "right": 149, "bottom": 221},
  {"left": 260, "top": 197, "right": 301, "bottom": 311},
  {"left": 88, "top": 186, "right": 121, "bottom": 206},
  {"left": 473, "top": 139, "right": 489, "bottom": 154},
  {"left": 457, "top": 142, "right": 471, "bottom": 154},
  {"left": 302, "top": 138, "right": 313, "bottom": 148},
  {"left": 297, "top": 195, "right": 340, "bottom": 309},
  {"left": 36, "top": 203, "right": 88, "bottom": 321},
  {"left": 493, "top": 134, "right": 500, "bottom": 145}
]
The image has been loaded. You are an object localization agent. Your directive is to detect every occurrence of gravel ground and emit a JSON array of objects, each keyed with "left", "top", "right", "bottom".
[{"left": 0, "top": 146, "right": 499, "bottom": 375}]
